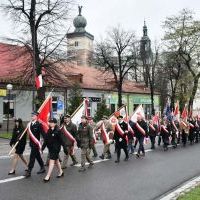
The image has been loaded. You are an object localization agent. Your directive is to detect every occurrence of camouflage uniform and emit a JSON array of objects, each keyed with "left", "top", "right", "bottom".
[{"left": 77, "top": 122, "right": 94, "bottom": 171}]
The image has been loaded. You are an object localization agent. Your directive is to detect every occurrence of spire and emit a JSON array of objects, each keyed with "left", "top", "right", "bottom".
[{"left": 143, "top": 20, "right": 148, "bottom": 36}]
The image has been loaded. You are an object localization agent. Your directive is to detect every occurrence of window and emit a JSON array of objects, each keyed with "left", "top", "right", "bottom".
[
  {"left": 52, "top": 97, "right": 58, "bottom": 112},
  {"left": 75, "top": 41, "right": 79, "bottom": 47},
  {"left": 3, "top": 100, "right": 14, "bottom": 118}
]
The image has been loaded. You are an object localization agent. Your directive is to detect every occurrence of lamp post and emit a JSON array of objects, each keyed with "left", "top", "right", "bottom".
[{"left": 6, "top": 84, "right": 13, "bottom": 133}]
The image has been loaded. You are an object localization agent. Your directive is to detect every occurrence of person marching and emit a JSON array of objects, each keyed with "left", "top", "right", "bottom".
[
  {"left": 42, "top": 118, "right": 64, "bottom": 182},
  {"left": 113, "top": 115, "right": 129, "bottom": 163},
  {"left": 148, "top": 119, "right": 158, "bottom": 150},
  {"left": 77, "top": 115, "right": 94, "bottom": 172},
  {"left": 180, "top": 117, "right": 189, "bottom": 147},
  {"left": 25, "top": 111, "right": 45, "bottom": 178},
  {"left": 188, "top": 117, "right": 195, "bottom": 145},
  {"left": 160, "top": 120, "right": 171, "bottom": 151},
  {"left": 171, "top": 119, "right": 178, "bottom": 148},
  {"left": 131, "top": 115, "right": 148, "bottom": 158},
  {"left": 60, "top": 114, "right": 78, "bottom": 169},
  {"left": 97, "top": 115, "right": 113, "bottom": 160},
  {"left": 88, "top": 117, "right": 98, "bottom": 158},
  {"left": 8, "top": 118, "right": 28, "bottom": 175}
]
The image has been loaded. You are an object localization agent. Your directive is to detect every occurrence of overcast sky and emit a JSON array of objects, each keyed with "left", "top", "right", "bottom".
[{"left": 0, "top": 0, "right": 200, "bottom": 43}]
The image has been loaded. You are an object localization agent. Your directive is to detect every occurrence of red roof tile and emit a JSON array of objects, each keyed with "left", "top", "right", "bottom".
[{"left": 0, "top": 42, "right": 153, "bottom": 94}]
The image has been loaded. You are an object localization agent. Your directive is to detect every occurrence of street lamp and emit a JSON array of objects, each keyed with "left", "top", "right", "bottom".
[{"left": 6, "top": 84, "right": 13, "bottom": 133}]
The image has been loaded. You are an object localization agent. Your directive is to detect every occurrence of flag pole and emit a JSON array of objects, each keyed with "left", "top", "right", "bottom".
[
  {"left": 8, "top": 89, "right": 54, "bottom": 156},
  {"left": 108, "top": 104, "right": 127, "bottom": 119}
]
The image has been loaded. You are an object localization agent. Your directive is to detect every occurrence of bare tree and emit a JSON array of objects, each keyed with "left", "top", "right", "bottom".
[
  {"left": 94, "top": 26, "right": 138, "bottom": 108},
  {"left": 1, "top": 0, "right": 76, "bottom": 106},
  {"left": 163, "top": 8, "right": 200, "bottom": 112}
]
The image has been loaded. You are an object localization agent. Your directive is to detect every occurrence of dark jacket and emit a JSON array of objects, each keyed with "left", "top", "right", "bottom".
[
  {"left": 77, "top": 123, "right": 93, "bottom": 149},
  {"left": 10, "top": 126, "right": 26, "bottom": 154},
  {"left": 29, "top": 121, "right": 45, "bottom": 148},
  {"left": 160, "top": 125, "right": 171, "bottom": 144},
  {"left": 113, "top": 121, "right": 128, "bottom": 146},
  {"left": 131, "top": 120, "right": 148, "bottom": 138},
  {"left": 148, "top": 124, "right": 158, "bottom": 137},
  {"left": 42, "top": 125, "right": 64, "bottom": 153}
]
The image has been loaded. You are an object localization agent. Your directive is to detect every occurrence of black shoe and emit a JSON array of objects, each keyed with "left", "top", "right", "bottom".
[
  {"left": 88, "top": 162, "right": 94, "bottom": 168},
  {"left": 43, "top": 177, "right": 50, "bottom": 182},
  {"left": 8, "top": 170, "right": 15, "bottom": 175},
  {"left": 93, "top": 154, "right": 98, "bottom": 158},
  {"left": 37, "top": 168, "right": 46, "bottom": 174},
  {"left": 78, "top": 167, "right": 86, "bottom": 172},
  {"left": 124, "top": 157, "right": 129, "bottom": 161},
  {"left": 115, "top": 160, "right": 120, "bottom": 163},
  {"left": 99, "top": 155, "right": 104, "bottom": 160},
  {"left": 56, "top": 172, "right": 64, "bottom": 178},
  {"left": 24, "top": 171, "right": 31, "bottom": 178},
  {"left": 136, "top": 153, "right": 140, "bottom": 158}
]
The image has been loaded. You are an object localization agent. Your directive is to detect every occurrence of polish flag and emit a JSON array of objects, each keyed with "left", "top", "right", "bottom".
[
  {"left": 181, "top": 105, "right": 188, "bottom": 120},
  {"left": 35, "top": 74, "right": 43, "bottom": 89},
  {"left": 37, "top": 95, "right": 52, "bottom": 133},
  {"left": 71, "top": 98, "right": 89, "bottom": 127},
  {"left": 130, "top": 105, "right": 145, "bottom": 123}
]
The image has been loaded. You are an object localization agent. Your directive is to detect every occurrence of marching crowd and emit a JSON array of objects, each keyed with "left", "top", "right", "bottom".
[{"left": 7, "top": 111, "right": 200, "bottom": 183}]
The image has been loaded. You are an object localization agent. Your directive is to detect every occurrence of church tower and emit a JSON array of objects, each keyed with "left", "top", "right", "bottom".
[
  {"left": 67, "top": 6, "right": 94, "bottom": 66},
  {"left": 140, "top": 21, "right": 152, "bottom": 64}
]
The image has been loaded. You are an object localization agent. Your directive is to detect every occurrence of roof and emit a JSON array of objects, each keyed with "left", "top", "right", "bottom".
[{"left": 0, "top": 42, "right": 156, "bottom": 95}]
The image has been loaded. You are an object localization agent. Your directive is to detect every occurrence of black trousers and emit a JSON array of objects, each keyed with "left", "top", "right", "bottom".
[
  {"left": 116, "top": 143, "right": 128, "bottom": 160},
  {"left": 150, "top": 136, "right": 156, "bottom": 148},
  {"left": 137, "top": 136, "right": 145, "bottom": 154},
  {"left": 28, "top": 146, "right": 44, "bottom": 171}
]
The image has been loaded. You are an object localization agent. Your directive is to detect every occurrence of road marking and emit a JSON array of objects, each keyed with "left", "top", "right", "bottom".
[
  {"left": 159, "top": 175, "right": 200, "bottom": 200},
  {"left": 0, "top": 176, "right": 25, "bottom": 184},
  {"left": 74, "top": 159, "right": 110, "bottom": 167}
]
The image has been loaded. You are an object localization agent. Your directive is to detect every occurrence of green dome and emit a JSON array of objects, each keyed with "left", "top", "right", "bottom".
[{"left": 73, "top": 6, "right": 87, "bottom": 32}]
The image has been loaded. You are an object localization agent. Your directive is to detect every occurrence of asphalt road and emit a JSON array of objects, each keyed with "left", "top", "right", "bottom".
[{"left": 0, "top": 140, "right": 200, "bottom": 200}]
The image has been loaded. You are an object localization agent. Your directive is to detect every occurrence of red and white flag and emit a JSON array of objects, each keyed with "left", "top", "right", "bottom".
[
  {"left": 27, "top": 122, "right": 42, "bottom": 150},
  {"left": 35, "top": 74, "right": 43, "bottom": 89},
  {"left": 181, "top": 105, "right": 188, "bottom": 120},
  {"left": 37, "top": 95, "right": 52, "bottom": 133},
  {"left": 100, "top": 123, "right": 110, "bottom": 145},
  {"left": 71, "top": 98, "right": 89, "bottom": 126},
  {"left": 130, "top": 105, "right": 145, "bottom": 123}
]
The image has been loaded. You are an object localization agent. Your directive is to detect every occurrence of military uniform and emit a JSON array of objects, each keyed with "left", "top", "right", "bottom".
[
  {"left": 26, "top": 120, "right": 45, "bottom": 177},
  {"left": 160, "top": 122, "right": 171, "bottom": 151},
  {"left": 77, "top": 122, "right": 94, "bottom": 171},
  {"left": 61, "top": 121, "right": 78, "bottom": 168}
]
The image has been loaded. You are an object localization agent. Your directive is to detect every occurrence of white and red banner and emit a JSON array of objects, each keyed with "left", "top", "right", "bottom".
[
  {"left": 181, "top": 105, "right": 188, "bottom": 120},
  {"left": 100, "top": 123, "right": 110, "bottom": 145},
  {"left": 161, "top": 125, "right": 169, "bottom": 134},
  {"left": 35, "top": 74, "right": 43, "bottom": 89},
  {"left": 27, "top": 122, "right": 42, "bottom": 150},
  {"left": 149, "top": 124, "right": 156, "bottom": 132},
  {"left": 37, "top": 95, "right": 52, "bottom": 133},
  {"left": 60, "top": 126, "right": 76, "bottom": 145}
]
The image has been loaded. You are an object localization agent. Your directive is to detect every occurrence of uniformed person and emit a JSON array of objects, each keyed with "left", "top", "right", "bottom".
[
  {"left": 148, "top": 119, "right": 158, "bottom": 149},
  {"left": 188, "top": 117, "right": 195, "bottom": 145},
  {"left": 180, "top": 118, "right": 189, "bottom": 147},
  {"left": 160, "top": 120, "right": 171, "bottom": 151},
  {"left": 42, "top": 118, "right": 64, "bottom": 182},
  {"left": 130, "top": 115, "right": 148, "bottom": 158},
  {"left": 61, "top": 114, "right": 78, "bottom": 169},
  {"left": 97, "top": 115, "right": 113, "bottom": 160},
  {"left": 113, "top": 115, "right": 129, "bottom": 163},
  {"left": 25, "top": 111, "right": 45, "bottom": 178},
  {"left": 88, "top": 117, "right": 98, "bottom": 158},
  {"left": 77, "top": 115, "right": 94, "bottom": 172},
  {"left": 8, "top": 118, "right": 28, "bottom": 175}
]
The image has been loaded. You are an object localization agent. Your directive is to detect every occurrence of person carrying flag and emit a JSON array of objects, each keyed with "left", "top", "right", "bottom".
[
  {"left": 130, "top": 115, "right": 148, "bottom": 158},
  {"left": 24, "top": 111, "right": 46, "bottom": 178},
  {"left": 97, "top": 115, "right": 113, "bottom": 160},
  {"left": 160, "top": 119, "right": 171, "bottom": 151},
  {"left": 60, "top": 114, "right": 78, "bottom": 169},
  {"left": 113, "top": 115, "right": 129, "bottom": 163},
  {"left": 77, "top": 115, "right": 94, "bottom": 172},
  {"left": 148, "top": 119, "right": 158, "bottom": 149}
]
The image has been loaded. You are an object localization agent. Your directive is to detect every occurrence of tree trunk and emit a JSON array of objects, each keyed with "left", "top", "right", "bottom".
[
  {"left": 117, "top": 82, "right": 123, "bottom": 108},
  {"left": 188, "top": 76, "right": 199, "bottom": 113},
  {"left": 150, "top": 84, "right": 155, "bottom": 115}
]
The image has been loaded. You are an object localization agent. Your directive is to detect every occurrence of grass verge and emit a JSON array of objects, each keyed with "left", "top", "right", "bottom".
[{"left": 177, "top": 185, "right": 200, "bottom": 200}]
